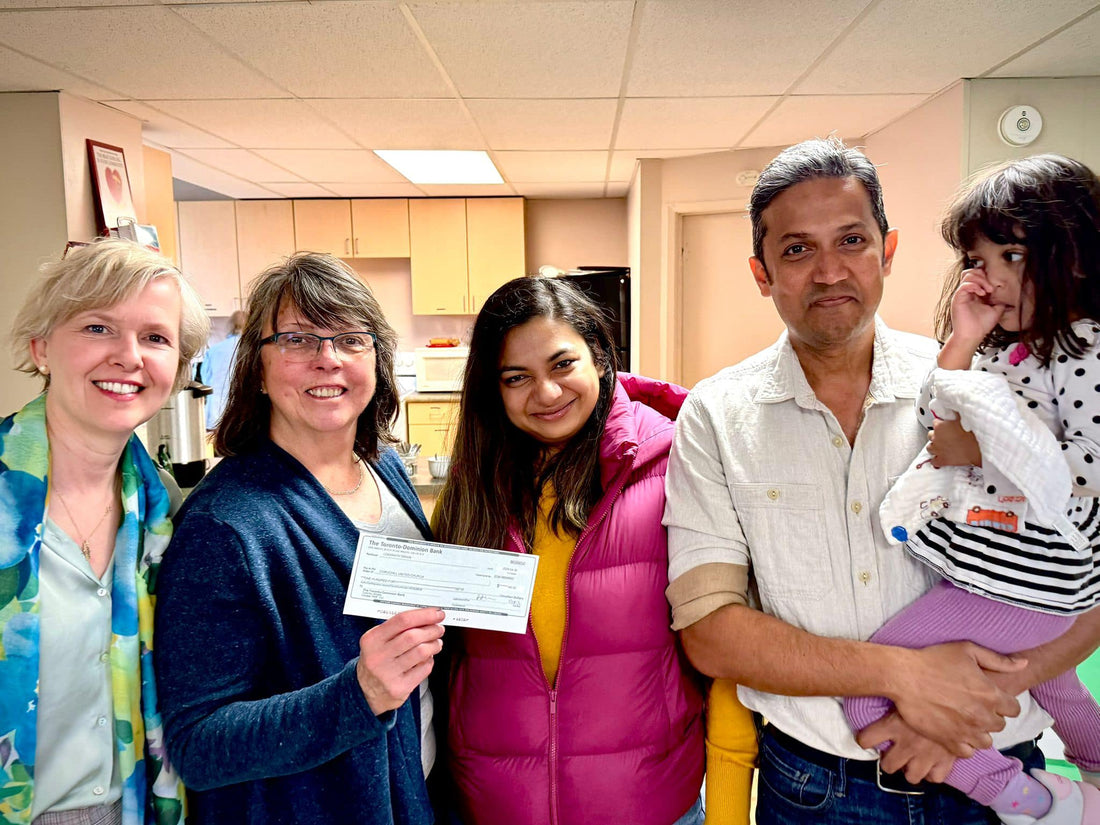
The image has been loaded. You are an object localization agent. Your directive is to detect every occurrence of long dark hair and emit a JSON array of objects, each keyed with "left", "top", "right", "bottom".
[
  {"left": 214, "top": 252, "right": 400, "bottom": 461},
  {"left": 935, "top": 154, "right": 1100, "bottom": 366},
  {"left": 434, "top": 277, "right": 618, "bottom": 551}
]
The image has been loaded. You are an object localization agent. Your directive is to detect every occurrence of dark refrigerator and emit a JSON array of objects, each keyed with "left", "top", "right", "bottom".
[{"left": 559, "top": 267, "right": 630, "bottom": 371}]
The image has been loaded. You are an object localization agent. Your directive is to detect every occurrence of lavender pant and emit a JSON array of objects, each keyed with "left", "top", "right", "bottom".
[{"left": 844, "top": 580, "right": 1100, "bottom": 805}]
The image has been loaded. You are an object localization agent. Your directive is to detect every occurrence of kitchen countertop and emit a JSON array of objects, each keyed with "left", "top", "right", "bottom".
[{"left": 404, "top": 454, "right": 448, "bottom": 496}]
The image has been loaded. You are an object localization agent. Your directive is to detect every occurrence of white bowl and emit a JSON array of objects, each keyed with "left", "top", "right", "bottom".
[{"left": 428, "top": 455, "right": 451, "bottom": 478}]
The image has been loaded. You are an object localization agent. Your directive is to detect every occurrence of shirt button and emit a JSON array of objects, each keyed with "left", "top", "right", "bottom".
[
  {"left": 859, "top": 571, "right": 872, "bottom": 586},
  {"left": 832, "top": 435, "right": 844, "bottom": 447},
  {"left": 99, "top": 652, "right": 110, "bottom": 663},
  {"left": 93, "top": 786, "right": 105, "bottom": 796},
  {"left": 767, "top": 488, "right": 780, "bottom": 501},
  {"left": 97, "top": 588, "right": 108, "bottom": 597},
  {"left": 851, "top": 501, "right": 863, "bottom": 514},
  {"left": 97, "top": 716, "right": 107, "bottom": 727}
]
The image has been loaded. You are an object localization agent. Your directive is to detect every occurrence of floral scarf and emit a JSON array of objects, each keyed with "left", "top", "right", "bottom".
[{"left": 0, "top": 395, "right": 184, "bottom": 824}]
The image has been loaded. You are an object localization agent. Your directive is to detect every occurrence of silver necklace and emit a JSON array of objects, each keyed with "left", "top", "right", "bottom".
[{"left": 324, "top": 459, "right": 365, "bottom": 496}]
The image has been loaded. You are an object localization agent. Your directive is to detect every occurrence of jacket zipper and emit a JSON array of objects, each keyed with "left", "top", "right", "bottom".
[{"left": 533, "top": 456, "right": 635, "bottom": 825}]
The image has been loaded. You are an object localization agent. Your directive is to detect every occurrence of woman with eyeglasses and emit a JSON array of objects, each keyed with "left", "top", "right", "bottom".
[{"left": 154, "top": 253, "right": 445, "bottom": 825}]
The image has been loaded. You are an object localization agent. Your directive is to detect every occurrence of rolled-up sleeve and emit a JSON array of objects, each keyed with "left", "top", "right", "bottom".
[{"left": 664, "top": 392, "right": 752, "bottom": 629}]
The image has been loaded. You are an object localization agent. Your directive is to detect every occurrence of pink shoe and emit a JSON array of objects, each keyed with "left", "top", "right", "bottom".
[{"left": 1023, "top": 769, "right": 1100, "bottom": 825}]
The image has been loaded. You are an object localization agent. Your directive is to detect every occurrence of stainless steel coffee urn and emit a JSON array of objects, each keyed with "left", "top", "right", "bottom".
[{"left": 147, "top": 380, "right": 212, "bottom": 488}]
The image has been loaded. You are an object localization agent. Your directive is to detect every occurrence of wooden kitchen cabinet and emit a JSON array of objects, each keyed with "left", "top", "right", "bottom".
[
  {"left": 235, "top": 200, "right": 295, "bottom": 297},
  {"left": 406, "top": 398, "right": 459, "bottom": 457},
  {"left": 293, "top": 199, "right": 353, "bottom": 257},
  {"left": 409, "top": 199, "right": 469, "bottom": 314},
  {"left": 177, "top": 201, "right": 242, "bottom": 315},
  {"left": 466, "top": 197, "right": 525, "bottom": 314},
  {"left": 351, "top": 199, "right": 409, "bottom": 257},
  {"left": 409, "top": 197, "right": 526, "bottom": 316}
]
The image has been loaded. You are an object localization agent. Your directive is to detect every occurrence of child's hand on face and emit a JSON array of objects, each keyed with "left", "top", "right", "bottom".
[{"left": 951, "top": 267, "right": 1004, "bottom": 344}]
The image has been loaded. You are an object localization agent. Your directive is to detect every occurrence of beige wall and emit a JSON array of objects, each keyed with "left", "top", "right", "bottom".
[
  {"left": 629, "top": 159, "right": 664, "bottom": 377},
  {"left": 525, "top": 198, "right": 627, "bottom": 272},
  {"left": 865, "top": 82, "right": 966, "bottom": 339},
  {"left": 965, "top": 77, "right": 1100, "bottom": 174},
  {"left": 57, "top": 92, "right": 145, "bottom": 242},
  {"left": 0, "top": 93, "right": 68, "bottom": 413}
]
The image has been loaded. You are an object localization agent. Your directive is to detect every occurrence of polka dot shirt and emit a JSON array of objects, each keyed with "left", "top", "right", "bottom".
[{"left": 918, "top": 319, "right": 1100, "bottom": 497}]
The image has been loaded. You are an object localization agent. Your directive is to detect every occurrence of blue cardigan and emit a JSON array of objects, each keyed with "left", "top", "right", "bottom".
[{"left": 154, "top": 440, "right": 434, "bottom": 825}]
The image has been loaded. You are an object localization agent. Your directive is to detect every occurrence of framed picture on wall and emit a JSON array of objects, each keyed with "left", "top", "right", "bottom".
[{"left": 87, "top": 139, "right": 136, "bottom": 236}]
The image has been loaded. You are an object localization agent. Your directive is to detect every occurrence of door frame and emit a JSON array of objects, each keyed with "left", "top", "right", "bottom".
[{"left": 661, "top": 198, "right": 747, "bottom": 386}]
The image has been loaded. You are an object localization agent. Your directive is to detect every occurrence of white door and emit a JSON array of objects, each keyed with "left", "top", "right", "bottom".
[{"left": 680, "top": 211, "right": 784, "bottom": 388}]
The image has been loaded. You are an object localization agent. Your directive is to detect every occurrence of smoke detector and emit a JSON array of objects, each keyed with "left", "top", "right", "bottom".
[{"left": 998, "top": 105, "right": 1042, "bottom": 147}]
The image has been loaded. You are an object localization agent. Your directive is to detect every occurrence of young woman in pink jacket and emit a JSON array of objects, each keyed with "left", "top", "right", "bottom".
[{"left": 433, "top": 276, "right": 756, "bottom": 825}]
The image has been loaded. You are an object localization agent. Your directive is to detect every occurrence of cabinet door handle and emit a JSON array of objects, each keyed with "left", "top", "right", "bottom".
[
  {"left": 345, "top": 238, "right": 351, "bottom": 255},
  {"left": 462, "top": 295, "right": 467, "bottom": 312},
  {"left": 353, "top": 237, "right": 359, "bottom": 255}
]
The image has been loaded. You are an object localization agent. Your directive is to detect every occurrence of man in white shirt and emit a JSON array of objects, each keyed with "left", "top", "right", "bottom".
[{"left": 664, "top": 137, "right": 1100, "bottom": 824}]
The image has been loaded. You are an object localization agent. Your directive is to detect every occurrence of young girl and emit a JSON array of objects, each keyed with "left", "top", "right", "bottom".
[
  {"left": 433, "top": 276, "right": 757, "bottom": 825},
  {"left": 847, "top": 154, "right": 1100, "bottom": 825}
]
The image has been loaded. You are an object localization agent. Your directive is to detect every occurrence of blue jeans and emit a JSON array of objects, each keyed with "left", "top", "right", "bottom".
[
  {"left": 672, "top": 797, "right": 704, "bottom": 825},
  {"left": 756, "top": 729, "right": 1045, "bottom": 825}
]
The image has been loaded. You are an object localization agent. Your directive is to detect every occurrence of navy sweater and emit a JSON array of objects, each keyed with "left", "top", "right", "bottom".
[{"left": 154, "top": 441, "right": 434, "bottom": 825}]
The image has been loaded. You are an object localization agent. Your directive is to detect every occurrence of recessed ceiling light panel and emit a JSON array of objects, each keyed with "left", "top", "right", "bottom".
[{"left": 374, "top": 150, "right": 503, "bottom": 184}]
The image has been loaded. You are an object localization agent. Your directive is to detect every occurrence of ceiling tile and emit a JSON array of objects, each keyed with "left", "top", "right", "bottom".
[
  {"left": 0, "top": 43, "right": 119, "bottom": 99},
  {"left": 102, "top": 100, "right": 235, "bottom": 149},
  {"left": 609, "top": 149, "right": 717, "bottom": 181},
  {"left": 408, "top": 1, "right": 634, "bottom": 97},
  {"left": 5, "top": 0, "right": 158, "bottom": 6},
  {"left": 323, "top": 182, "right": 427, "bottom": 198},
  {"left": 495, "top": 151, "right": 608, "bottom": 183},
  {"left": 150, "top": 99, "right": 358, "bottom": 149},
  {"left": 253, "top": 150, "right": 409, "bottom": 183},
  {"left": 990, "top": 11, "right": 1100, "bottom": 77},
  {"left": 174, "top": 149, "right": 304, "bottom": 183},
  {"left": 417, "top": 183, "right": 517, "bottom": 197},
  {"left": 741, "top": 94, "right": 928, "bottom": 148},
  {"left": 797, "top": 0, "right": 1099, "bottom": 95},
  {"left": 0, "top": 7, "right": 286, "bottom": 99},
  {"left": 616, "top": 97, "right": 777, "bottom": 150},
  {"left": 261, "top": 182, "right": 338, "bottom": 198},
  {"left": 514, "top": 182, "right": 610, "bottom": 198},
  {"left": 305, "top": 99, "right": 484, "bottom": 150},
  {"left": 170, "top": 152, "right": 282, "bottom": 199},
  {"left": 467, "top": 99, "right": 617, "bottom": 150},
  {"left": 628, "top": 0, "right": 869, "bottom": 97},
  {"left": 174, "top": 1, "right": 452, "bottom": 98}
]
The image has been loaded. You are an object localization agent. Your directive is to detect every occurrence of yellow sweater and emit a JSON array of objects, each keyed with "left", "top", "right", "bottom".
[
  {"left": 704, "top": 679, "right": 757, "bottom": 825},
  {"left": 530, "top": 487, "right": 576, "bottom": 684}
]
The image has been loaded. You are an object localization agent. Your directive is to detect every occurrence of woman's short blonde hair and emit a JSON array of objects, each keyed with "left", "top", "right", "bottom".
[{"left": 12, "top": 239, "right": 210, "bottom": 392}]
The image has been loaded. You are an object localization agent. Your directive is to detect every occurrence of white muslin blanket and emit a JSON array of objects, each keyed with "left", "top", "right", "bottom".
[{"left": 879, "top": 368, "right": 1088, "bottom": 550}]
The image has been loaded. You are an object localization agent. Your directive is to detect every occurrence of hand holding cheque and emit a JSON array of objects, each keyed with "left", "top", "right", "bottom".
[{"left": 344, "top": 534, "right": 539, "bottom": 635}]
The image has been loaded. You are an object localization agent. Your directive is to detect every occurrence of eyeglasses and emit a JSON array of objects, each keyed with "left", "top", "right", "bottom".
[{"left": 260, "top": 331, "right": 377, "bottom": 361}]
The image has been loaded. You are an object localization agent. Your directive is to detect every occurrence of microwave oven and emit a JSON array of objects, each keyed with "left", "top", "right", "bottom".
[{"left": 414, "top": 346, "right": 468, "bottom": 392}]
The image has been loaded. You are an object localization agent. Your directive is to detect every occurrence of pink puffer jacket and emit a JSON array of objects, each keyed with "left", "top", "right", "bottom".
[{"left": 448, "top": 374, "right": 705, "bottom": 825}]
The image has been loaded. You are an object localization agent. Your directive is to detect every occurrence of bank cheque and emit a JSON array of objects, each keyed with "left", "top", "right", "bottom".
[{"left": 343, "top": 533, "right": 539, "bottom": 634}]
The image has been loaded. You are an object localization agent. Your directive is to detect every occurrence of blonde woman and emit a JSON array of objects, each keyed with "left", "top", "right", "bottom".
[{"left": 0, "top": 239, "right": 209, "bottom": 825}]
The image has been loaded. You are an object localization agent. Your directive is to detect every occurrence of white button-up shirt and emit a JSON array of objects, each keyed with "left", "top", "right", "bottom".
[{"left": 665, "top": 318, "right": 1051, "bottom": 758}]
